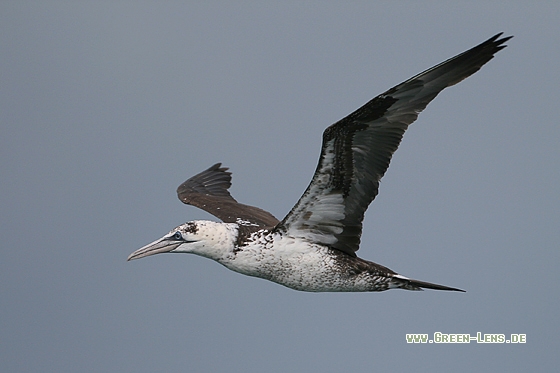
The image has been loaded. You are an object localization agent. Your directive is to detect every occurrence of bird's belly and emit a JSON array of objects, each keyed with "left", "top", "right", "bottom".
[{"left": 221, "top": 239, "right": 383, "bottom": 292}]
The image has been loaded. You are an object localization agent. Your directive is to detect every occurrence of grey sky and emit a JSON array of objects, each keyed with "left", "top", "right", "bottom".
[{"left": 1, "top": 2, "right": 558, "bottom": 372}]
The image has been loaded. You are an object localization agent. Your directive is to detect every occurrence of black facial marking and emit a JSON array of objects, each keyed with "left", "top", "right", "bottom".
[{"left": 184, "top": 222, "right": 198, "bottom": 234}]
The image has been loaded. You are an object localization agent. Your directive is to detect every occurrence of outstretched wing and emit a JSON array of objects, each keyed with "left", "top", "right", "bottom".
[
  {"left": 177, "top": 163, "right": 279, "bottom": 229},
  {"left": 278, "top": 33, "right": 512, "bottom": 256}
]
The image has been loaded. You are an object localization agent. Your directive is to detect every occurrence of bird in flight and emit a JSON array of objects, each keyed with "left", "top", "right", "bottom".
[{"left": 128, "top": 33, "right": 511, "bottom": 292}]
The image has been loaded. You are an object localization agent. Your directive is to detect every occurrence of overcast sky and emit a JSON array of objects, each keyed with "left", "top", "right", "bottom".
[{"left": 1, "top": 2, "right": 558, "bottom": 372}]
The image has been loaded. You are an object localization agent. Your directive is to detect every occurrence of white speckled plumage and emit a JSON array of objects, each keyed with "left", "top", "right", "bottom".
[
  {"left": 138, "top": 220, "right": 402, "bottom": 292},
  {"left": 128, "top": 34, "right": 512, "bottom": 293}
]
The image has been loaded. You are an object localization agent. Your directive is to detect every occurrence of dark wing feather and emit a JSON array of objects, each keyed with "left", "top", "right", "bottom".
[
  {"left": 177, "top": 163, "right": 279, "bottom": 229},
  {"left": 279, "top": 33, "right": 512, "bottom": 256}
]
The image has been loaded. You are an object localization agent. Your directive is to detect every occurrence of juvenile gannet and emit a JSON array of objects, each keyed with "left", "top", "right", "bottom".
[{"left": 128, "top": 33, "right": 511, "bottom": 292}]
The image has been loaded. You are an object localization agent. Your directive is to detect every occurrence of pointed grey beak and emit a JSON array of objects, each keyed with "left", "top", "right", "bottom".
[{"left": 127, "top": 237, "right": 182, "bottom": 261}]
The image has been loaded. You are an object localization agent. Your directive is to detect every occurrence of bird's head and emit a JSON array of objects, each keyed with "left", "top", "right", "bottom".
[{"left": 127, "top": 220, "right": 237, "bottom": 261}]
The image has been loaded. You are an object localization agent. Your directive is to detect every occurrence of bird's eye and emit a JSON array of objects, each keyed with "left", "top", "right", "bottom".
[{"left": 173, "top": 232, "right": 182, "bottom": 240}]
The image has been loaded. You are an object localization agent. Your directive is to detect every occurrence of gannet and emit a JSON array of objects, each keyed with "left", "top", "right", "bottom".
[{"left": 128, "top": 33, "right": 511, "bottom": 292}]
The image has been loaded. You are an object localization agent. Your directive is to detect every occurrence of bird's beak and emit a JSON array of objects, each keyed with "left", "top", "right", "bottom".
[{"left": 127, "top": 237, "right": 182, "bottom": 261}]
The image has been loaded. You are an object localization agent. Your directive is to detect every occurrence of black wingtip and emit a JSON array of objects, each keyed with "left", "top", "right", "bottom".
[
  {"left": 491, "top": 32, "right": 513, "bottom": 42},
  {"left": 487, "top": 32, "right": 513, "bottom": 52}
]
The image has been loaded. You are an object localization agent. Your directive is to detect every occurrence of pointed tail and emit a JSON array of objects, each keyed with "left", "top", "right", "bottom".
[{"left": 391, "top": 274, "right": 465, "bottom": 292}]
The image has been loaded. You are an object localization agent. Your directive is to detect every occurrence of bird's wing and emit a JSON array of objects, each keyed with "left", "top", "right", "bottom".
[
  {"left": 177, "top": 163, "right": 280, "bottom": 229},
  {"left": 278, "top": 33, "right": 511, "bottom": 256}
]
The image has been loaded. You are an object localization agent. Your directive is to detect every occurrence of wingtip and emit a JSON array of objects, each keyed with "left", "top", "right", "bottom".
[
  {"left": 209, "top": 162, "right": 228, "bottom": 172},
  {"left": 486, "top": 32, "right": 513, "bottom": 52}
]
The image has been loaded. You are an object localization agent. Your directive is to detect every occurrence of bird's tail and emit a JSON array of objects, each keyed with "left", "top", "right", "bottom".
[{"left": 390, "top": 274, "right": 465, "bottom": 292}]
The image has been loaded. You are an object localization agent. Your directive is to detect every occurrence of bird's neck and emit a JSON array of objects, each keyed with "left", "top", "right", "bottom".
[{"left": 187, "top": 221, "right": 240, "bottom": 262}]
